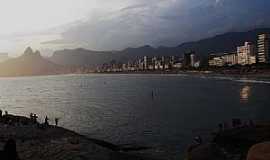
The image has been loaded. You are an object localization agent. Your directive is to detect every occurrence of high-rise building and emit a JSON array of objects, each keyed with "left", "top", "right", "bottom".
[
  {"left": 190, "top": 53, "right": 195, "bottom": 67},
  {"left": 143, "top": 56, "right": 148, "bottom": 70},
  {"left": 208, "top": 52, "right": 237, "bottom": 67},
  {"left": 222, "top": 53, "right": 238, "bottom": 66},
  {"left": 237, "top": 42, "right": 256, "bottom": 65},
  {"left": 183, "top": 53, "right": 191, "bottom": 67},
  {"left": 257, "top": 34, "right": 269, "bottom": 63}
]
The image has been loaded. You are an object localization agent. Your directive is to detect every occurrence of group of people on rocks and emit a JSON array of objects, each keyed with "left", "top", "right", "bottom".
[
  {"left": 0, "top": 109, "right": 60, "bottom": 127},
  {"left": 0, "top": 111, "right": 61, "bottom": 160},
  {"left": 0, "top": 110, "right": 18, "bottom": 125},
  {"left": 29, "top": 113, "right": 60, "bottom": 126},
  {"left": 29, "top": 113, "right": 38, "bottom": 123}
]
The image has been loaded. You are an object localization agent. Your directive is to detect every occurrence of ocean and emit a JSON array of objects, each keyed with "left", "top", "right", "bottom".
[{"left": 0, "top": 74, "right": 269, "bottom": 159}]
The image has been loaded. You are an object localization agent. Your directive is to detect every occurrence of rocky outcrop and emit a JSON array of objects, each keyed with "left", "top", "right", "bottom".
[
  {"left": 0, "top": 114, "right": 157, "bottom": 160},
  {"left": 186, "top": 124, "right": 270, "bottom": 160},
  {"left": 247, "top": 142, "right": 270, "bottom": 160}
]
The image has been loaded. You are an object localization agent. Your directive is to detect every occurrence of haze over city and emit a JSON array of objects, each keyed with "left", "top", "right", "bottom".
[{"left": 1, "top": 0, "right": 270, "bottom": 56}]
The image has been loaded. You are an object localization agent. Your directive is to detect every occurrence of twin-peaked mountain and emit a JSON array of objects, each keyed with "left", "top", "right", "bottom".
[
  {"left": 0, "top": 28, "right": 269, "bottom": 77},
  {"left": 50, "top": 28, "right": 270, "bottom": 67},
  {"left": 0, "top": 47, "right": 63, "bottom": 77}
]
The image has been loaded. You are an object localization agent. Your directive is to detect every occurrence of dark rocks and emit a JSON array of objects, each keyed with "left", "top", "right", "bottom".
[
  {"left": 186, "top": 124, "right": 270, "bottom": 160},
  {"left": 247, "top": 142, "right": 270, "bottom": 160}
]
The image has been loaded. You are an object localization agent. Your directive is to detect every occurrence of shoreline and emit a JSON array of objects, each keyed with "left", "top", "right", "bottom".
[{"left": 0, "top": 70, "right": 270, "bottom": 79}]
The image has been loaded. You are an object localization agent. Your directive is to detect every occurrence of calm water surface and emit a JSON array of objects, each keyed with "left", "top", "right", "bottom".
[{"left": 0, "top": 74, "right": 269, "bottom": 159}]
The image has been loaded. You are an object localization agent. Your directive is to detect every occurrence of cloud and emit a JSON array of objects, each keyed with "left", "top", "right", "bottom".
[{"left": 44, "top": 0, "right": 270, "bottom": 51}]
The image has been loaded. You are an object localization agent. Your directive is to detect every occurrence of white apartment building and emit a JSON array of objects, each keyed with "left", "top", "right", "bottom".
[{"left": 237, "top": 42, "right": 256, "bottom": 65}]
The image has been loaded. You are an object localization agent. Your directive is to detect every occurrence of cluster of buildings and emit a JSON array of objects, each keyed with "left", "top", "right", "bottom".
[
  {"left": 97, "top": 33, "right": 270, "bottom": 72},
  {"left": 209, "top": 34, "right": 269, "bottom": 67},
  {"left": 97, "top": 52, "right": 200, "bottom": 72}
]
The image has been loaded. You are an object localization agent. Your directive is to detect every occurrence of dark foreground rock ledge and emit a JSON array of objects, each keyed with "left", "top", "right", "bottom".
[
  {"left": 186, "top": 123, "right": 270, "bottom": 160},
  {"left": 0, "top": 114, "right": 159, "bottom": 160}
]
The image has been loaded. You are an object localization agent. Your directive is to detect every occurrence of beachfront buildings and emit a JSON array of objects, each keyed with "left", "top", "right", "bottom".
[
  {"left": 183, "top": 51, "right": 199, "bottom": 68},
  {"left": 208, "top": 52, "right": 238, "bottom": 67},
  {"left": 209, "top": 42, "right": 256, "bottom": 67},
  {"left": 183, "top": 53, "right": 191, "bottom": 67},
  {"left": 190, "top": 53, "right": 196, "bottom": 67},
  {"left": 237, "top": 42, "right": 256, "bottom": 65},
  {"left": 222, "top": 53, "right": 238, "bottom": 66},
  {"left": 98, "top": 33, "right": 270, "bottom": 72},
  {"left": 208, "top": 55, "right": 223, "bottom": 67},
  {"left": 98, "top": 53, "right": 201, "bottom": 72},
  {"left": 209, "top": 33, "right": 270, "bottom": 67},
  {"left": 257, "top": 34, "right": 269, "bottom": 63}
]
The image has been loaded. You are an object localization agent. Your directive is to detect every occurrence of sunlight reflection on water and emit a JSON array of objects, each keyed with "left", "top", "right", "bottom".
[
  {"left": 0, "top": 74, "right": 269, "bottom": 160},
  {"left": 240, "top": 85, "right": 251, "bottom": 103}
]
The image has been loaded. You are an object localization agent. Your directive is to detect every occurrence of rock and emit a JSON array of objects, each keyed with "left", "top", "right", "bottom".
[
  {"left": 186, "top": 143, "right": 226, "bottom": 160},
  {"left": 23, "top": 47, "right": 34, "bottom": 55},
  {"left": 247, "top": 142, "right": 270, "bottom": 160}
]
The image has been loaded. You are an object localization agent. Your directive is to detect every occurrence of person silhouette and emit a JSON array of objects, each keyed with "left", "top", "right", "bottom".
[
  {"left": 55, "top": 118, "right": 59, "bottom": 126},
  {"left": 33, "top": 114, "right": 38, "bottom": 123},
  {"left": 29, "top": 113, "right": 33, "bottom": 120},
  {"left": 45, "top": 116, "right": 49, "bottom": 126}
]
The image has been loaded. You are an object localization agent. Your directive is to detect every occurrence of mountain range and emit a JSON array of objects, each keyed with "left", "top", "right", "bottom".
[
  {"left": 0, "top": 47, "right": 64, "bottom": 77},
  {"left": 0, "top": 28, "right": 269, "bottom": 77},
  {"left": 49, "top": 28, "right": 270, "bottom": 67}
]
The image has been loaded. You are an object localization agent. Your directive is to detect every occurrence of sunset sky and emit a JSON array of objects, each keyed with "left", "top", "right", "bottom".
[{"left": 0, "top": 0, "right": 269, "bottom": 56}]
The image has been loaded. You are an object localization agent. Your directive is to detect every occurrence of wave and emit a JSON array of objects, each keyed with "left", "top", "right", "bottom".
[
  {"left": 197, "top": 75, "right": 270, "bottom": 84},
  {"left": 234, "top": 79, "right": 270, "bottom": 84}
]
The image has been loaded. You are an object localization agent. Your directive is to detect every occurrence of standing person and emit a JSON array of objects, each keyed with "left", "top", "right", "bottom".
[
  {"left": 33, "top": 114, "right": 38, "bottom": 123},
  {"left": 45, "top": 116, "right": 49, "bottom": 126},
  {"left": 0, "top": 109, "right": 2, "bottom": 117},
  {"left": 55, "top": 118, "right": 59, "bottom": 126},
  {"left": 29, "top": 113, "right": 33, "bottom": 120}
]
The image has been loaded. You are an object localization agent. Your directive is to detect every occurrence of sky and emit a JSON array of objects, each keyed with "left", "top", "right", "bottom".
[{"left": 0, "top": 0, "right": 270, "bottom": 56}]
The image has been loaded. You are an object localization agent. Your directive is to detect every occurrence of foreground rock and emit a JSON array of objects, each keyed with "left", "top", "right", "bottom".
[
  {"left": 0, "top": 114, "right": 158, "bottom": 160},
  {"left": 186, "top": 123, "right": 270, "bottom": 160},
  {"left": 247, "top": 142, "right": 270, "bottom": 160}
]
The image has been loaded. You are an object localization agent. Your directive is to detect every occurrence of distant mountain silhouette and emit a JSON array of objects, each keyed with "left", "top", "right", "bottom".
[
  {"left": 50, "top": 48, "right": 122, "bottom": 67},
  {"left": 0, "top": 47, "right": 63, "bottom": 77},
  {"left": 49, "top": 28, "right": 270, "bottom": 67}
]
